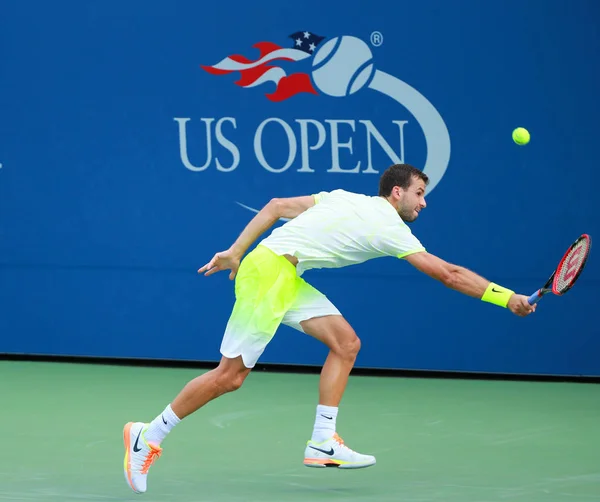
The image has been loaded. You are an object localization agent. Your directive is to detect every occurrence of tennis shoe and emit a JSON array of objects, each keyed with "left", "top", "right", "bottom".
[
  {"left": 303, "top": 433, "right": 376, "bottom": 469},
  {"left": 123, "top": 422, "right": 162, "bottom": 493}
]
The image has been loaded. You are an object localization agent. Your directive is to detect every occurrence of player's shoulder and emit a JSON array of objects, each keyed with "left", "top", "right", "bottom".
[
  {"left": 313, "top": 189, "right": 380, "bottom": 207},
  {"left": 323, "top": 189, "right": 373, "bottom": 199}
]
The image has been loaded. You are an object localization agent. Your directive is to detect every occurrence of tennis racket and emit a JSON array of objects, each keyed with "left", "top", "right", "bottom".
[{"left": 528, "top": 234, "right": 592, "bottom": 305}]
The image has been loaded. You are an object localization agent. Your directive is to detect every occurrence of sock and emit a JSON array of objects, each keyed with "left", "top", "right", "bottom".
[
  {"left": 144, "top": 404, "right": 181, "bottom": 445},
  {"left": 311, "top": 404, "right": 338, "bottom": 443}
]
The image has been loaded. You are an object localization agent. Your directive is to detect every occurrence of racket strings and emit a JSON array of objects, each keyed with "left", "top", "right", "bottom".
[{"left": 555, "top": 239, "right": 589, "bottom": 293}]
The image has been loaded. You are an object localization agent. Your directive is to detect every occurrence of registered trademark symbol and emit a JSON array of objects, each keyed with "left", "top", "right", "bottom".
[{"left": 370, "top": 31, "right": 383, "bottom": 47}]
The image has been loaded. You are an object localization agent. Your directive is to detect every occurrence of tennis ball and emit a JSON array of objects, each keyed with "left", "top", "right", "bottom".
[
  {"left": 512, "top": 127, "right": 530, "bottom": 145},
  {"left": 311, "top": 36, "right": 374, "bottom": 97}
]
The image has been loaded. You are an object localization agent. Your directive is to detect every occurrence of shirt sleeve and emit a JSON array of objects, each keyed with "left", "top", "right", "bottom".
[
  {"left": 312, "top": 191, "right": 330, "bottom": 204},
  {"left": 379, "top": 223, "right": 425, "bottom": 259}
]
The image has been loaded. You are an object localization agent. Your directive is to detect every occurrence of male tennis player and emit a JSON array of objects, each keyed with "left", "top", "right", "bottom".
[{"left": 123, "top": 163, "right": 536, "bottom": 493}]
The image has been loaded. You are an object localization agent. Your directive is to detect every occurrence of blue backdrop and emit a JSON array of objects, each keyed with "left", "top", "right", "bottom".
[{"left": 1, "top": 0, "right": 598, "bottom": 376}]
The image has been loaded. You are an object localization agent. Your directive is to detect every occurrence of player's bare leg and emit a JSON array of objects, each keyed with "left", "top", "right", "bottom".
[
  {"left": 300, "top": 315, "right": 376, "bottom": 469},
  {"left": 301, "top": 315, "right": 360, "bottom": 407},
  {"left": 171, "top": 355, "right": 251, "bottom": 418},
  {"left": 123, "top": 356, "right": 250, "bottom": 493}
]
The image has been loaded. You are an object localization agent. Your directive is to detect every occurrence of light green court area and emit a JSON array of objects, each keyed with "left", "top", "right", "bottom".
[{"left": 0, "top": 361, "right": 598, "bottom": 501}]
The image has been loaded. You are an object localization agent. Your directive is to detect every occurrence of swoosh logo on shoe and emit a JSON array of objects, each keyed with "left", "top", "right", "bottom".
[
  {"left": 133, "top": 429, "right": 143, "bottom": 453},
  {"left": 309, "top": 445, "right": 334, "bottom": 456}
]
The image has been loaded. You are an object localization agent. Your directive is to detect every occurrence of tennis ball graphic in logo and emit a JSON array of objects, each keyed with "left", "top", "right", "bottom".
[{"left": 311, "top": 36, "right": 374, "bottom": 97}]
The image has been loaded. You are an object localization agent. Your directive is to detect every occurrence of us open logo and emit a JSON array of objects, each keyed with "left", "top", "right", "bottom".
[{"left": 175, "top": 31, "right": 451, "bottom": 198}]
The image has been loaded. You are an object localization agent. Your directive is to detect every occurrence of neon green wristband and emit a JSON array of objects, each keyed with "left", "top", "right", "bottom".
[{"left": 481, "top": 282, "right": 514, "bottom": 308}]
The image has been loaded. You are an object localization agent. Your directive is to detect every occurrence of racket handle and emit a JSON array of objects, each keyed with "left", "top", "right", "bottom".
[{"left": 527, "top": 290, "right": 543, "bottom": 305}]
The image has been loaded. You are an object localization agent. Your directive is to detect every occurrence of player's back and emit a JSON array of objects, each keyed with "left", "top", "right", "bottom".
[{"left": 260, "top": 189, "right": 423, "bottom": 275}]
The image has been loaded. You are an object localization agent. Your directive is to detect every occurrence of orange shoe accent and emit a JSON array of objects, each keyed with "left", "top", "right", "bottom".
[
  {"left": 304, "top": 458, "right": 340, "bottom": 465},
  {"left": 333, "top": 433, "right": 344, "bottom": 445},
  {"left": 141, "top": 443, "right": 162, "bottom": 474},
  {"left": 123, "top": 422, "right": 134, "bottom": 489}
]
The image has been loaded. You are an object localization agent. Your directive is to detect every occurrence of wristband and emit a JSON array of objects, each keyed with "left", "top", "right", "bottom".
[{"left": 481, "top": 282, "right": 514, "bottom": 308}]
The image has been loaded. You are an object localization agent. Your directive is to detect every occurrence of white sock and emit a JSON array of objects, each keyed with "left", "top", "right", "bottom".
[
  {"left": 311, "top": 404, "right": 338, "bottom": 443},
  {"left": 144, "top": 404, "right": 181, "bottom": 445}
]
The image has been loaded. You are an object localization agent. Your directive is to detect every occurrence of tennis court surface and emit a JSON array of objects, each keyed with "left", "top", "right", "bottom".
[{"left": 1, "top": 360, "right": 598, "bottom": 502}]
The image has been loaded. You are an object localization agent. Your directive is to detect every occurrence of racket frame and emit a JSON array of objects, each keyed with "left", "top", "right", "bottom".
[{"left": 527, "top": 234, "right": 591, "bottom": 305}]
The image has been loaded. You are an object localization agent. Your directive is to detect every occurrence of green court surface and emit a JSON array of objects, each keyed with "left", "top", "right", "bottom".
[{"left": 1, "top": 361, "right": 598, "bottom": 502}]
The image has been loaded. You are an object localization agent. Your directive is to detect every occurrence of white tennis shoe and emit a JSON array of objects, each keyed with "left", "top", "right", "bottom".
[
  {"left": 123, "top": 422, "right": 162, "bottom": 493},
  {"left": 303, "top": 433, "right": 376, "bottom": 469}
]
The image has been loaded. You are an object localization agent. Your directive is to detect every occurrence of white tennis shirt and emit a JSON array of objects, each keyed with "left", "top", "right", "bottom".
[{"left": 260, "top": 189, "right": 425, "bottom": 276}]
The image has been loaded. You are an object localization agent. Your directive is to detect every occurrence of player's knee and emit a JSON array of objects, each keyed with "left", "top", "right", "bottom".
[
  {"left": 215, "top": 358, "right": 249, "bottom": 393},
  {"left": 215, "top": 371, "right": 246, "bottom": 393},
  {"left": 229, "top": 372, "right": 247, "bottom": 392},
  {"left": 336, "top": 333, "right": 361, "bottom": 362}
]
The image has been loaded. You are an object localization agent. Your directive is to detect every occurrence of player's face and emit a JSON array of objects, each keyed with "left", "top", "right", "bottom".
[{"left": 396, "top": 177, "right": 427, "bottom": 222}]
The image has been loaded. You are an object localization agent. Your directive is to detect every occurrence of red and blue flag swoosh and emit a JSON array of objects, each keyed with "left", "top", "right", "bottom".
[{"left": 201, "top": 31, "right": 326, "bottom": 102}]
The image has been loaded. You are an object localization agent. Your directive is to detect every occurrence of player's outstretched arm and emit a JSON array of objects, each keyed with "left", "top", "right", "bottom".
[
  {"left": 404, "top": 251, "right": 535, "bottom": 317},
  {"left": 198, "top": 196, "right": 315, "bottom": 279}
]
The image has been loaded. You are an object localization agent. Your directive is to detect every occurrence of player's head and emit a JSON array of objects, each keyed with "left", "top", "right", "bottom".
[{"left": 379, "top": 164, "right": 428, "bottom": 222}]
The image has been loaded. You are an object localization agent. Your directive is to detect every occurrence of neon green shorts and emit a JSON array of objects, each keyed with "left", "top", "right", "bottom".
[{"left": 220, "top": 245, "right": 340, "bottom": 368}]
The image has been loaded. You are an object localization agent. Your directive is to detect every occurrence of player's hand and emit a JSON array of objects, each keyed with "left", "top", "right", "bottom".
[
  {"left": 198, "top": 249, "right": 241, "bottom": 280},
  {"left": 507, "top": 294, "right": 536, "bottom": 317}
]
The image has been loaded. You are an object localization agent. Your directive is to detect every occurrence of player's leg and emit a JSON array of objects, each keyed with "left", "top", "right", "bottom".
[
  {"left": 170, "top": 355, "right": 251, "bottom": 419},
  {"left": 122, "top": 356, "right": 250, "bottom": 495},
  {"left": 123, "top": 360, "right": 254, "bottom": 495},
  {"left": 123, "top": 245, "right": 299, "bottom": 493},
  {"left": 282, "top": 283, "right": 375, "bottom": 469},
  {"left": 301, "top": 315, "right": 360, "bottom": 409}
]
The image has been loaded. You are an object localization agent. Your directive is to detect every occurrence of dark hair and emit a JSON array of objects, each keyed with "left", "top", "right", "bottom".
[{"left": 378, "top": 164, "right": 429, "bottom": 196}]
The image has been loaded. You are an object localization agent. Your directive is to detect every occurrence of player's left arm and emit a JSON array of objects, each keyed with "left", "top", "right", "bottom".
[
  {"left": 198, "top": 196, "right": 315, "bottom": 278},
  {"left": 404, "top": 251, "right": 490, "bottom": 297},
  {"left": 404, "top": 251, "right": 535, "bottom": 317},
  {"left": 275, "top": 195, "right": 317, "bottom": 219}
]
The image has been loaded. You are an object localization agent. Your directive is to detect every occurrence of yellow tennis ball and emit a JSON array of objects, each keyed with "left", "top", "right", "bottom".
[{"left": 512, "top": 127, "right": 530, "bottom": 145}]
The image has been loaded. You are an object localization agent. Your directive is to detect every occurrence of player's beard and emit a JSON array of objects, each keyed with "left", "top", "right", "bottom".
[{"left": 398, "top": 202, "right": 419, "bottom": 223}]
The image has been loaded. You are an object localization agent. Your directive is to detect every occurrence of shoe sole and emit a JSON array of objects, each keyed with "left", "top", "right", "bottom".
[
  {"left": 304, "top": 459, "right": 376, "bottom": 469},
  {"left": 123, "top": 422, "right": 142, "bottom": 494}
]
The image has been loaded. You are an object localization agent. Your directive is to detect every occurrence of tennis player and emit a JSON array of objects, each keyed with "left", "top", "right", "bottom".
[{"left": 123, "top": 163, "right": 536, "bottom": 493}]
